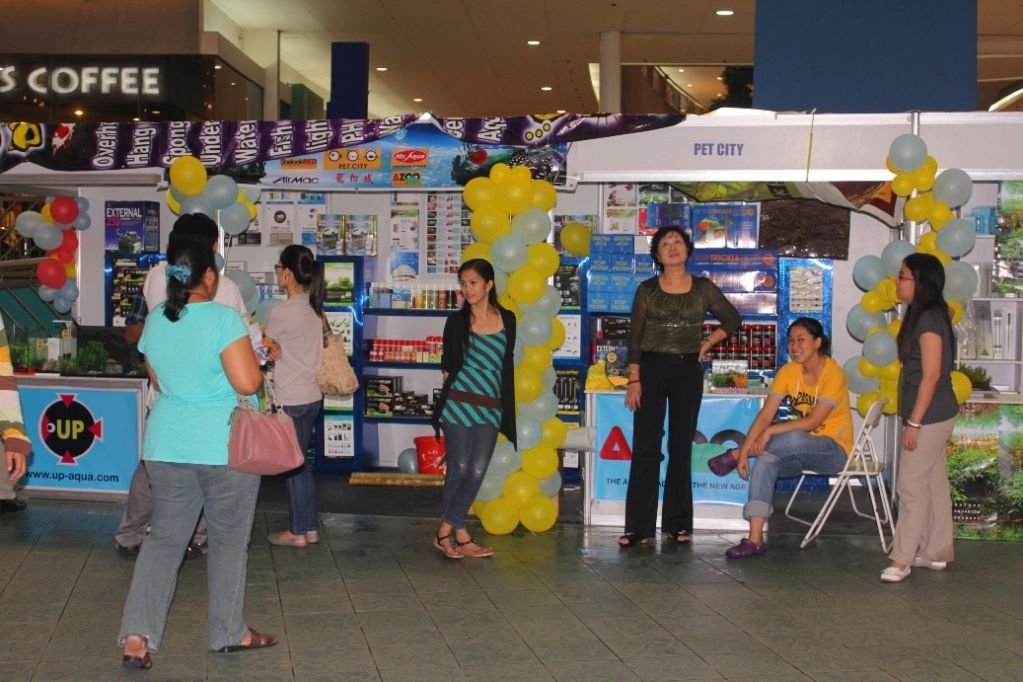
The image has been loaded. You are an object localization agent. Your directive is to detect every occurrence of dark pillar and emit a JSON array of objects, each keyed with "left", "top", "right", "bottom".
[
  {"left": 754, "top": 0, "right": 977, "bottom": 113},
  {"left": 327, "top": 42, "right": 369, "bottom": 119}
]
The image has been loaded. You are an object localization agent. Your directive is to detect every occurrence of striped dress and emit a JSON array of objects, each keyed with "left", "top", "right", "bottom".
[{"left": 440, "top": 330, "right": 506, "bottom": 429}]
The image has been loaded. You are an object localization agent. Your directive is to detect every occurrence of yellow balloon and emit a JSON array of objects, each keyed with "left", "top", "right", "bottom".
[
  {"left": 472, "top": 498, "right": 488, "bottom": 519},
  {"left": 480, "top": 497, "right": 519, "bottom": 535},
  {"left": 169, "top": 156, "right": 208, "bottom": 196},
  {"left": 40, "top": 204, "right": 54, "bottom": 223},
  {"left": 508, "top": 266, "right": 545, "bottom": 304},
  {"left": 880, "top": 360, "right": 902, "bottom": 382},
  {"left": 862, "top": 290, "right": 884, "bottom": 314},
  {"left": 857, "top": 391, "right": 880, "bottom": 417},
  {"left": 950, "top": 370, "right": 973, "bottom": 404},
  {"left": 913, "top": 166, "right": 936, "bottom": 192},
  {"left": 530, "top": 179, "right": 557, "bottom": 211},
  {"left": 878, "top": 276, "right": 899, "bottom": 305},
  {"left": 462, "top": 241, "right": 493, "bottom": 264},
  {"left": 866, "top": 326, "right": 885, "bottom": 338},
  {"left": 470, "top": 204, "right": 512, "bottom": 242},
  {"left": 892, "top": 174, "right": 915, "bottom": 197},
  {"left": 923, "top": 155, "right": 938, "bottom": 174},
  {"left": 931, "top": 250, "right": 952, "bottom": 265},
  {"left": 541, "top": 417, "right": 568, "bottom": 449},
  {"left": 904, "top": 195, "right": 930, "bottom": 223},
  {"left": 919, "top": 231, "right": 937, "bottom": 252},
  {"left": 521, "top": 344, "right": 552, "bottom": 373},
  {"left": 510, "top": 164, "right": 533, "bottom": 182},
  {"left": 498, "top": 294, "right": 521, "bottom": 317},
  {"left": 545, "top": 317, "right": 566, "bottom": 351},
  {"left": 560, "top": 222, "right": 591, "bottom": 256},
  {"left": 860, "top": 358, "right": 880, "bottom": 378},
  {"left": 489, "top": 162, "right": 512, "bottom": 183},
  {"left": 880, "top": 377, "right": 899, "bottom": 394},
  {"left": 497, "top": 176, "right": 533, "bottom": 216},
  {"left": 887, "top": 318, "right": 902, "bottom": 336},
  {"left": 64, "top": 261, "right": 77, "bottom": 277},
  {"left": 503, "top": 471, "right": 541, "bottom": 509},
  {"left": 515, "top": 366, "right": 543, "bottom": 403},
  {"left": 881, "top": 394, "right": 899, "bottom": 415},
  {"left": 463, "top": 176, "right": 499, "bottom": 211},
  {"left": 521, "top": 446, "right": 559, "bottom": 479},
  {"left": 885, "top": 155, "right": 901, "bottom": 175},
  {"left": 527, "top": 242, "right": 560, "bottom": 278},
  {"left": 929, "top": 201, "right": 953, "bottom": 229},
  {"left": 948, "top": 300, "right": 963, "bottom": 325},
  {"left": 166, "top": 190, "right": 181, "bottom": 215},
  {"left": 242, "top": 200, "right": 257, "bottom": 220},
  {"left": 520, "top": 495, "right": 557, "bottom": 532}
]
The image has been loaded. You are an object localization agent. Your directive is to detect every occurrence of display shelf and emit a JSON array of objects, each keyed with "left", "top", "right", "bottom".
[
  {"left": 364, "top": 360, "right": 443, "bottom": 370},
  {"left": 364, "top": 415, "right": 432, "bottom": 424},
  {"left": 364, "top": 308, "right": 452, "bottom": 317}
]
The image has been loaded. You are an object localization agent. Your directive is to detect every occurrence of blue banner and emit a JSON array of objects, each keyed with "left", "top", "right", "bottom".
[
  {"left": 592, "top": 392, "right": 762, "bottom": 505},
  {"left": 19, "top": 385, "right": 140, "bottom": 494}
]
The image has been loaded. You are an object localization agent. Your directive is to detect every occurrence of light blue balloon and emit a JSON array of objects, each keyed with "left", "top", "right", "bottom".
[
  {"left": 520, "top": 391, "right": 559, "bottom": 421},
  {"left": 539, "top": 471, "right": 562, "bottom": 498},
  {"left": 541, "top": 366, "right": 556, "bottom": 392},
  {"left": 37, "top": 284, "right": 59, "bottom": 302},
  {"left": 180, "top": 194, "right": 214, "bottom": 217},
  {"left": 477, "top": 470, "right": 506, "bottom": 501},
  {"left": 491, "top": 233, "right": 528, "bottom": 272},
  {"left": 488, "top": 440, "right": 522, "bottom": 477},
  {"left": 204, "top": 175, "right": 239, "bottom": 210},
  {"left": 52, "top": 296, "right": 72, "bottom": 314},
  {"left": 511, "top": 207, "right": 552, "bottom": 244},
  {"left": 517, "top": 414, "right": 542, "bottom": 450},
  {"left": 881, "top": 239, "right": 916, "bottom": 277},
  {"left": 59, "top": 280, "right": 79, "bottom": 301},
  {"left": 396, "top": 447, "right": 418, "bottom": 473},
  {"left": 214, "top": 252, "right": 225, "bottom": 271},
  {"left": 75, "top": 196, "right": 90, "bottom": 213},
  {"left": 533, "top": 285, "right": 562, "bottom": 317},
  {"left": 933, "top": 168, "right": 972, "bottom": 208},
  {"left": 241, "top": 185, "right": 261, "bottom": 204},
  {"left": 72, "top": 212, "right": 92, "bottom": 230},
  {"left": 943, "top": 261, "right": 978, "bottom": 301},
  {"left": 494, "top": 266, "right": 508, "bottom": 296},
  {"left": 220, "top": 203, "right": 251, "bottom": 236},
  {"left": 253, "top": 298, "right": 281, "bottom": 326},
  {"left": 513, "top": 336, "right": 525, "bottom": 365},
  {"left": 846, "top": 304, "right": 887, "bottom": 342},
  {"left": 519, "top": 311, "right": 552, "bottom": 346},
  {"left": 852, "top": 255, "right": 885, "bottom": 291},
  {"left": 32, "top": 223, "right": 63, "bottom": 250},
  {"left": 842, "top": 356, "right": 879, "bottom": 395},
  {"left": 15, "top": 211, "right": 42, "bottom": 237},
  {"left": 936, "top": 219, "right": 976, "bottom": 258},
  {"left": 226, "top": 270, "right": 257, "bottom": 303},
  {"left": 863, "top": 331, "right": 898, "bottom": 367},
  {"left": 888, "top": 133, "right": 927, "bottom": 172}
]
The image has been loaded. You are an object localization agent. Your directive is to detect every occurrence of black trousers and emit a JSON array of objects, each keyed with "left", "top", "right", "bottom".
[{"left": 624, "top": 353, "right": 704, "bottom": 537}]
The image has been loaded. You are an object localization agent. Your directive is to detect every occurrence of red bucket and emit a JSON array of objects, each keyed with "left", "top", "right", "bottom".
[{"left": 414, "top": 436, "right": 446, "bottom": 475}]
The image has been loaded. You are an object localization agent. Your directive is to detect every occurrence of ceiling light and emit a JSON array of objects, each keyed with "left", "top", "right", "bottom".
[
  {"left": 214, "top": 64, "right": 222, "bottom": 70},
  {"left": 132, "top": 117, "right": 140, "bottom": 122},
  {"left": 677, "top": 68, "right": 685, "bottom": 73},
  {"left": 541, "top": 86, "right": 553, "bottom": 91},
  {"left": 229, "top": 81, "right": 236, "bottom": 86},
  {"left": 716, "top": 9, "right": 735, "bottom": 16},
  {"left": 412, "top": 97, "right": 423, "bottom": 102},
  {"left": 376, "top": 66, "right": 388, "bottom": 72},
  {"left": 687, "top": 83, "right": 693, "bottom": 87},
  {"left": 74, "top": 109, "right": 84, "bottom": 117},
  {"left": 556, "top": 109, "right": 566, "bottom": 113},
  {"left": 527, "top": 40, "right": 541, "bottom": 46},
  {"left": 151, "top": 109, "right": 161, "bottom": 115},
  {"left": 717, "top": 76, "right": 723, "bottom": 81}
]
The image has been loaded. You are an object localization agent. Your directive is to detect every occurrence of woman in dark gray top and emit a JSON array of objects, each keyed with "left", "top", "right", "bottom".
[
  {"left": 882, "top": 253, "right": 959, "bottom": 583},
  {"left": 619, "top": 227, "right": 741, "bottom": 547}
]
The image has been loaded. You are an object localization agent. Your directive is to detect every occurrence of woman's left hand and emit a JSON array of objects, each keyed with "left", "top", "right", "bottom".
[
  {"left": 902, "top": 427, "right": 919, "bottom": 451},
  {"left": 268, "top": 341, "right": 282, "bottom": 361},
  {"left": 698, "top": 340, "right": 712, "bottom": 362}
]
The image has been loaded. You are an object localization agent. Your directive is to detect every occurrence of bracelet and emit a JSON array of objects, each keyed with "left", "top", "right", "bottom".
[
  {"left": 628, "top": 379, "right": 640, "bottom": 385},
  {"left": 906, "top": 420, "right": 922, "bottom": 429}
]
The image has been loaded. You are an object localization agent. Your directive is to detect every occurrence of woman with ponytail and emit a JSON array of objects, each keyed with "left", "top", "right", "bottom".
[
  {"left": 264, "top": 244, "right": 326, "bottom": 548},
  {"left": 119, "top": 236, "right": 274, "bottom": 670}
]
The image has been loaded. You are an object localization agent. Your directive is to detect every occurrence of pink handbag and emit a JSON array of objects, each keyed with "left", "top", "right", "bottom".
[{"left": 227, "top": 384, "right": 304, "bottom": 476}]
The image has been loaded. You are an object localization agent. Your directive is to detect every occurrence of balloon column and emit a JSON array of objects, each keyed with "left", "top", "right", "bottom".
[
  {"left": 16, "top": 196, "right": 90, "bottom": 313},
  {"left": 165, "top": 156, "right": 260, "bottom": 239},
  {"left": 458, "top": 163, "right": 576, "bottom": 535},
  {"left": 845, "top": 133, "right": 976, "bottom": 415}
]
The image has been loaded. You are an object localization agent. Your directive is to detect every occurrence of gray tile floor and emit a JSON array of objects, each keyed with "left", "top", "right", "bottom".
[{"left": 1, "top": 499, "right": 1021, "bottom": 681}]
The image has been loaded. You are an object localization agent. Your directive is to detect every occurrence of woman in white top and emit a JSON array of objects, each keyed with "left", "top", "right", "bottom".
[{"left": 265, "top": 245, "right": 326, "bottom": 548}]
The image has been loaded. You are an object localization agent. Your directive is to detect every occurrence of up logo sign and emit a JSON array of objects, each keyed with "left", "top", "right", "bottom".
[{"left": 39, "top": 394, "right": 103, "bottom": 464}]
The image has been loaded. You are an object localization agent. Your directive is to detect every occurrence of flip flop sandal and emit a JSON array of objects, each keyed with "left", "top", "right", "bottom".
[
  {"left": 665, "top": 530, "right": 692, "bottom": 544},
  {"left": 618, "top": 532, "right": 650, "bottom": 547},
  {"left": 122, "top": 636, "right": 153, "bottom": 670},
  {"left": 216, "top": 627, "right": 279, "bottom": 653},
  {"left": 456, "top": 537, "right": 493, "bottom": 558},
  {"left": 432, "top": 533, "right": 463, "bottom": 559}
]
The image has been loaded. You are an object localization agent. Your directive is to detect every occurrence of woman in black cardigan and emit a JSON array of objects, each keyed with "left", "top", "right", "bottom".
[{"left": 431, "top": 259, "right": 517, "bottom": 558}]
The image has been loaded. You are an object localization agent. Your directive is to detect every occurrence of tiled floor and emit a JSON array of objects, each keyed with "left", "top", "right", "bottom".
[{"left": 1, "top": 498, "right": 1021, "bottom": 681}]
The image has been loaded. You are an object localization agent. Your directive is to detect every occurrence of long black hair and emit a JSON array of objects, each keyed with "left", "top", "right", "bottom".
[
  {"left": 649, "top": 226, "right": 694, "bottom": 272},
  {"left": 896, "top": 253, "right": 954, "bottom": 360},
  {"left": 789, "top": 316, "right": 830, "bottom": 356},
  {"left": 457, "top": 258, "right": 500, "bottom": 350},
  {"left": 279, "top": 244, "right": 325, "bottom": 316},
  {"left": 163, "top": 236, "right": 217, "bottom": 322}
]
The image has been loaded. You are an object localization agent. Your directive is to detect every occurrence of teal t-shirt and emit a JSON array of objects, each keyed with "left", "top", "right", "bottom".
[{"left": 139, "top": 301, "right": 249, "bottom": 465}]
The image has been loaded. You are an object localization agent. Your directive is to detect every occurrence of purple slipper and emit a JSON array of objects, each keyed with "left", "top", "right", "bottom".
[
  {"left": 725, "top": 538, "right": 767, "bottom": 559},
  {"left": 708, "top": 449, "right": 738, "bottom": 477}
]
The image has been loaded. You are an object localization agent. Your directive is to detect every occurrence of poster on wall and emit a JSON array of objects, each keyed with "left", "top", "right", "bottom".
[
  {"left": 425, "top": 191, "right": 470, "bottom": 274},
  {"left": 323, "top": 262, "right": 356, "bottom": 306},
  {"left": 324, "top": 310, "right": 354, "bottom": 355},
  {"left": 322, "top": 413, "right": 355, "bottom": 459},
  {"left": 776, "top": 258, "right": 833, "bottom": 365}
]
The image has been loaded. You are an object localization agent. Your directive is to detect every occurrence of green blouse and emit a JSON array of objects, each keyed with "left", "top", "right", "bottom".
[{"left": 627, "top": 276, "right": 741, "bottom": 360}]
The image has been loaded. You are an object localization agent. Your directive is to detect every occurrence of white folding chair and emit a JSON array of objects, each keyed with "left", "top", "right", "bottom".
[{"left": 783, "top": 399, "right": 894, "bottom": 552}]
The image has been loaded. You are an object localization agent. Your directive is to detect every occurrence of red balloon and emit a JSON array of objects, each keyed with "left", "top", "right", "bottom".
[
  {"left": 60, "top": 229, "right": 79, "bottom": 251},
  {"left": 49, "top": 196, "right": 79, "bottom": 225},
  {"left": 56, "top": 246, "right": 76, "bottom": 263},
  {"left": 37, "top": 258, "right": 67, "bottom": 288}
]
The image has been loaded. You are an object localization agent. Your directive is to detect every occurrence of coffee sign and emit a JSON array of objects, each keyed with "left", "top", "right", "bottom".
[{"left": 0, "top": 58, "right": 162, "bottom": 99}]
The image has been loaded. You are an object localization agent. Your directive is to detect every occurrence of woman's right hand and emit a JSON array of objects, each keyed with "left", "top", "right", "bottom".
[
  {"left": 625, "top": 382, "right": 641, "bottom": 411},
  {"left": 736, "top": 451, "right": 751, "bottom": 480}
]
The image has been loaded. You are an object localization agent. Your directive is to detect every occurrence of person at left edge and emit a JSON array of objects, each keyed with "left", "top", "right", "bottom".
[
  {"left": 431, "top": 259, "right": 517, "bottom": 559},
  {"left": 0, "top": 315, "right": 30, "bottom": 513},
  {"left": 619, "top": 226, "right": 741, "bottom": 547}
]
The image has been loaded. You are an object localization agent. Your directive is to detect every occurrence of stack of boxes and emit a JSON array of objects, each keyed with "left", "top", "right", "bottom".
[{"left": 586, "top": 234, "right": 654, "bottom": 313}]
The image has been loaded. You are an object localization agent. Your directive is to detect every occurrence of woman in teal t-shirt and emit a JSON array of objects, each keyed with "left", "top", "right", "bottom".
[{"left": 118, "top": 237, "right": 275, "bottom": 671}]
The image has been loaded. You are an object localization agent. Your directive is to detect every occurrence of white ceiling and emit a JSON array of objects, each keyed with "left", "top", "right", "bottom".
[{"left": 208, "top": 0, "right": 1023, "bottom": 117}]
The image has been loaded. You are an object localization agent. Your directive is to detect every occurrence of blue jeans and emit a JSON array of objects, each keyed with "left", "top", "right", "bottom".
[
  {"left": 440, "top": 421, "right": 499, "bottom": 529},
  {"left": 283, "top": 401, "right": 321, "bottom": 535},
  {"left": 744, "top": 430, "right": 847, "bottom": 520},
  {"left": 118, "top": 461, "right": 261, "bottom": 652}
]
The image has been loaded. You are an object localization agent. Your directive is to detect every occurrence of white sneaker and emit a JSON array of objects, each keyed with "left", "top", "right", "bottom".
[
  {"left": 880, "top": 565, "right": 911, "bottom": 583},
  {"left": 912, "top": 556, "right": 948, "bottom": 571}
]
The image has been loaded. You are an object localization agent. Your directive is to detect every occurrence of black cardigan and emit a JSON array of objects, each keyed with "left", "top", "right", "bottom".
[{"left": 432, "top": 306, "right": 518, "bottom": 449}]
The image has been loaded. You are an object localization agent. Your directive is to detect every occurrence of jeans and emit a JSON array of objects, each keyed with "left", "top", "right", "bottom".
[
  {"left": 118, "top": 461, "right": 261, "bottom": 652},
  {"left": 283, "top": 401, "right": 321, "bottom": 535},
  {"left": 625, "top": 353, "right": 704, "bottom": 537},
  {"left": 744, "top": 430, "right": 848, "bottom": 520},
  {"left": 440, "top": 421, "right": 499, "bottom": 529},
  {"left": 115, "top": 461, "right": 207, "bottom": 548}
]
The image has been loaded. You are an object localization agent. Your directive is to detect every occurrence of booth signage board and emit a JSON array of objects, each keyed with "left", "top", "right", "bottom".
[
  {"left": 17, "top": 380, "right": 143, "bottom": 496},
  {"left": 0, "top": 57, "right": 163, "bottom": 99},
  {"left": 588, "top": 392, "right": 762, "bottom": 529}
]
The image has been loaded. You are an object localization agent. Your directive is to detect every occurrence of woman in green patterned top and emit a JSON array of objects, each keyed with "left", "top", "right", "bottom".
[
  {"left": 619, "top": 227, "right": 741, "bottom": 547},
  {"left": 431, "top": 259, "right": 517, "bottom": 559}
]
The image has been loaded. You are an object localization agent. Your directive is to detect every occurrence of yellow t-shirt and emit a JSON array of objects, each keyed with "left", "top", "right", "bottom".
[{"left": 769, "top": 357, "right": 853, "bottom": 454}]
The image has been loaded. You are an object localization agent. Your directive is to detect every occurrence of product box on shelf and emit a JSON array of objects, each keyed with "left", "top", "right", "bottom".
[
  {"left": 643, "top": 202, "right": 691, "bottom": 231},
  {"left": 690, "top": 203, "right": 759, "bottom": 249},
  {"left": 105, "top": 201, "right": 160, "bottom": 254},
  {"left": 710, "top": 359, "right": 750, "bottom": 392},
  {"left": 590, "top": 234, "right": 635, "bottom": 253},
  {"left": 554, "top": 262, "right": 581, "bottom": 309},
  {"left": 365, "top": 376, "right": 402, "bottom": 397},
  {"left": 365, "top": 396, "right": 395, "bottom": 417}
]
